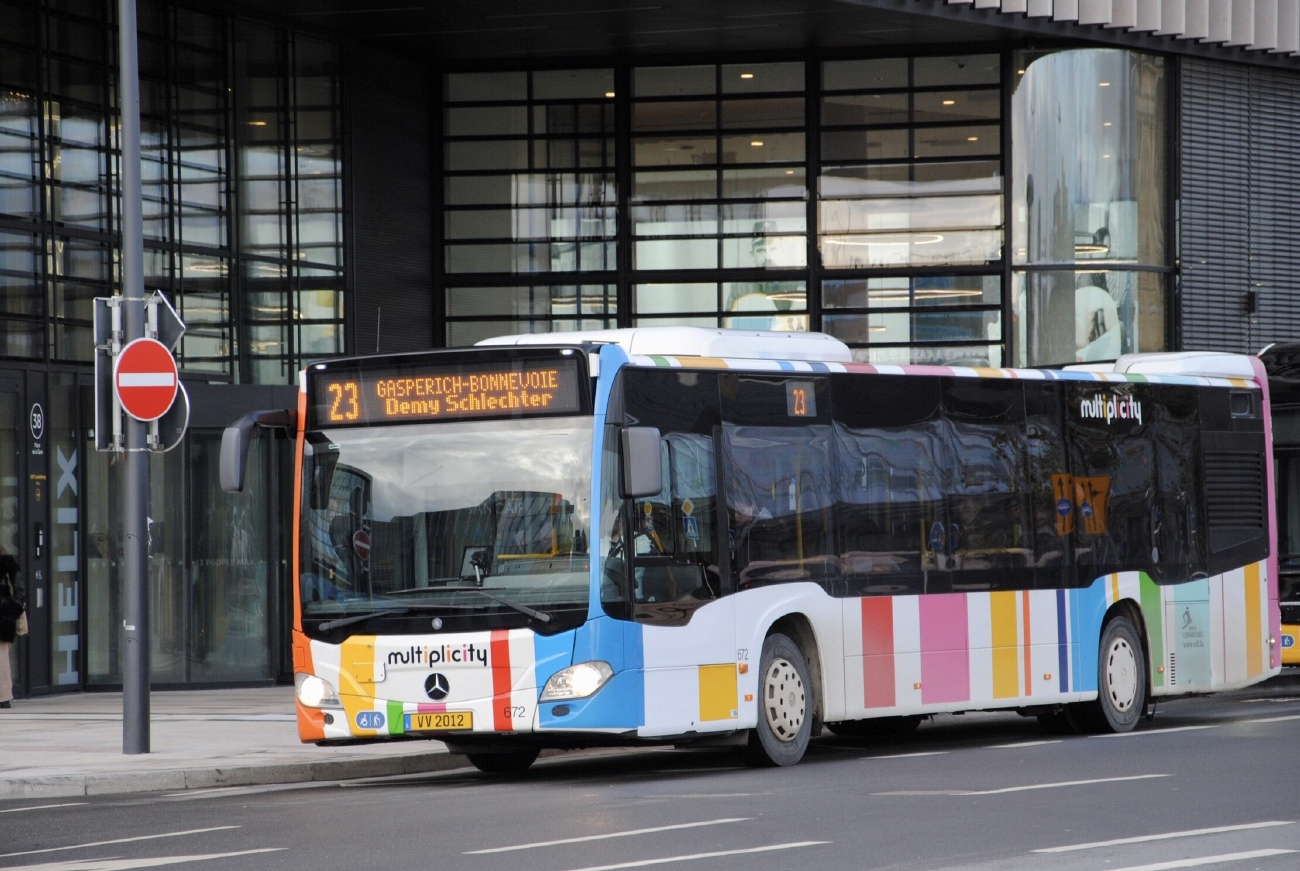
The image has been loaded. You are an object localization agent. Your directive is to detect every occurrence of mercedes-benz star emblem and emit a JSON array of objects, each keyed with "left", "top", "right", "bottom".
[{"left": 425, "top": 673, "right": 450, "bottom": 702}]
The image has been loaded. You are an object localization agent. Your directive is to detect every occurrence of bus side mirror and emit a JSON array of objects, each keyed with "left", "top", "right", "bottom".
[
  {"left": 620, "top": 427, "right": 662, "bottom": 499},
  {"left": 220, "top": 408, "right": 296, "bottom": 493}
]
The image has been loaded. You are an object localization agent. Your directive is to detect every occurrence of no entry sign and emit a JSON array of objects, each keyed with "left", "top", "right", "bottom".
[{"left": 115, "top": 337, "right": 179, "bottom": 422}]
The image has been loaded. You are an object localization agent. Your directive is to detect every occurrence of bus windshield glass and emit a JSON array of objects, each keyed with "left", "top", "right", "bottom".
[{"left": 300, "top": 417, "right": 593, "bottom": 628}]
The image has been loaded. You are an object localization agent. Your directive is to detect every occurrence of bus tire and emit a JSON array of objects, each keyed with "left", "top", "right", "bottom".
[
  {"left": 465, "top": 747, "right": 540, "bottom": 774},
  {"left": 746, "top": 633, "right": 813, "bottom": 766},
  {"left": 1070, "top": 615, "right": 1147, "bottom": 734}
]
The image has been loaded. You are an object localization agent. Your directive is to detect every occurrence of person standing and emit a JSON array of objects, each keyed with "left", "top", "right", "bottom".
[{"left": 0, "top": 546, "right": 24, "bottom": 708}]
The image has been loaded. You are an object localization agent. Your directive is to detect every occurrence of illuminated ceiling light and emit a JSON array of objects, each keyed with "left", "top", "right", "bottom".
[
  {"left": 967, "top": 136, "right": 979, "bottom": 142},
  {"left": 1102, "top": 153, "right": 1111, "bottom": 158},
  {"left": 605, "top": 91, "right": 616, "bottom": 98},
  {"left": 1017, "top": 69, "right": 1026, "bottom": 75},
  {"left": 247, "top": 120, "right": 267, "bottom": 126},
  {"left": 785, "top": 169, "right": 794, "bottom": 174},
  {"left": 740, "top": 72, "right": 754, "bottom": 79},
  {"left": 942, "top": 99, "right": 956, "bottom": 106},
  {"left": 750, "top": 140, "right": 764, "bottom": 147},
  {"left": 1103, "top": 121, "right": 1113, "bottom": 127},
  {"left": 1099, "top": 81, "right": 1111, "bottom": 87}
]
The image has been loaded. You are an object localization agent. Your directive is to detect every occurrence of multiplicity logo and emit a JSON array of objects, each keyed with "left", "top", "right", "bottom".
[
  {"left": 1079, "top": 392, "right": 1143, "bottom": 426},
  {"left": 387, "top": 643, "right": 489, "bottom": 667}
]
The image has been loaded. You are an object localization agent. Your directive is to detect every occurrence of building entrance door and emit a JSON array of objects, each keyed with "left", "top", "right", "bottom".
[{"left": 0, "top": 373, "right": 28, "bottom": 697}]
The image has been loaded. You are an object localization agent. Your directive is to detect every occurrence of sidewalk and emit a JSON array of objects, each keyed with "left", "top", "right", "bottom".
[{"left": 0, "top": 688, "right": 470, "bottom": 800}]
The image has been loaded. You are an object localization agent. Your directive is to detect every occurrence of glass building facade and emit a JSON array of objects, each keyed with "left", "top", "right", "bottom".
[
  {"left": 440, "top": 49, "right": 1170, "bottom": 369},
  {"left": 0, "top": 0, "right": 340, "bottom": 689}
]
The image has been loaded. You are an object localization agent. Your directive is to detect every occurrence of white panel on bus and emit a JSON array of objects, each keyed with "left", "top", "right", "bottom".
[{"left": 477, "top": 327, "right": 853, "bottom": 363}]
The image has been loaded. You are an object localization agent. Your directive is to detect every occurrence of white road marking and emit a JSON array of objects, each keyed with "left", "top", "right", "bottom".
[
  {"left": 1094, "top": 726, "right": 1217, "bottom": 737},
  {"left": 965, "top": 774, "right": 1169, "bottom": 795},
  {"left": 0, "top": 827, "right": 240, "bottom": 859},
  {"left": 1243, "top": 714, "right": 1300, "bottom": 724},
  {"left": 562, "top": 841, "right": 830, "bottom": 871},
  {"left": 6, "top": 848, "right": 284, "bottom": 870},
  {"left": 467, "top": 817, "right": 753, "bottom": 853},
  {"left": 994, "top": 740, "right": 1062, "bottom": 749},
  {"left": 1106, "top": 848, "right": 1297, "bottom": 871},
  {"left": 0, "top": 802, "right": 87, "bottom": 813},
  {"left": 1034, "top": 820, "right": 1294, "bottom": 853},
  {"left": 866, "top": 751, "right": 949, "bottom": 760}
]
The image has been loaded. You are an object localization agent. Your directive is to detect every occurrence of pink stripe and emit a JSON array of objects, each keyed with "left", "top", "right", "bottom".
[
  {"left": 414, "top": 703, "right": 448, "bottom": 712},
  {"left": 920, "top": 594, "right": 970, "bottom": 704}
]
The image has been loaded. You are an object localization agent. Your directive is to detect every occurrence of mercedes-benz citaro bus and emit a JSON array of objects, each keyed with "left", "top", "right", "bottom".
[{"left": 220, "top": 328, "right": 1282, "bottom": 773}]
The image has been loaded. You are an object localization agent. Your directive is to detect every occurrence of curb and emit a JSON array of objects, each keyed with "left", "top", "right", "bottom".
[{"left": 0, "top": 751, "right": 471, "bottom": 800}]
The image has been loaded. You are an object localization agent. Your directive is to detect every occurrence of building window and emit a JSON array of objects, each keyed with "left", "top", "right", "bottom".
[
  {"left": 818, "top": 54, "right": 1003, "bottom": 365},
  {"left": 631, "top": 62, "right": 808, "bottom": 330},
  {"left": 1011, "top": 49, "right": 1168, "bottom": 366},
  {"left": 444, "top": 283, "right": 617, "bottom": 346}
]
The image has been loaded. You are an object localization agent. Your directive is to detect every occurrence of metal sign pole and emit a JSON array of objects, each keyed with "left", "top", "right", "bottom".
[{"left": 118, "top": 0, "right": 150, "bottom": 755}]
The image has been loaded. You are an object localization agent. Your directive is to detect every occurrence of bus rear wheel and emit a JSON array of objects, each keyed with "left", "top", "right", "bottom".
[
  {"left": 746, "top": 633, "right": 814, "bottom": 766},
  {"left": 465, "top": 747, "right": 540, "bottom": 774},
  {"left": 1068, "top": 615, "right": 1147, "bottom": 734}
]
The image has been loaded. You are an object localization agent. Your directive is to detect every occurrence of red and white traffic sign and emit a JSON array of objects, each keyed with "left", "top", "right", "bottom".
[{"left": 114, "top": 337, "right": 179, "bottom": 422}]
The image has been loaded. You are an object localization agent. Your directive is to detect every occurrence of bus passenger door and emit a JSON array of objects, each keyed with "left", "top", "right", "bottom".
[{"left": 629, "top": 430, "right": 739, "bottom": 736}]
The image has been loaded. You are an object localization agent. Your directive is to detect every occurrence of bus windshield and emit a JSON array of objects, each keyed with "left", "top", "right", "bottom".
[{"left": 300, "top": 417, "right": 593, "bottom": 628}]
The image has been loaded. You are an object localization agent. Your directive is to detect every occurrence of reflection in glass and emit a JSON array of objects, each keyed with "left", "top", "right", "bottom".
[
  {"left": 1012, "top": 269, "right": 1165, "bottom": 367},
  {"left": 1012, "top": 49, "right": 1166, "bottom": 267},
  {"left": 299, "top": 419, "right": 593, "bottom": 617},
  {"left": 1010, "top": 49, "right": 1168, "bottom": 367}
]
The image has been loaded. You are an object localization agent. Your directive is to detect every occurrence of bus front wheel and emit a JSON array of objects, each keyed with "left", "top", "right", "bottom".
[
  {"left": 746, "top": 633, "right": 814, "bottom": 766},
  {"left": 1069, "top": 615, "right": 1147, "bottom": 734}
]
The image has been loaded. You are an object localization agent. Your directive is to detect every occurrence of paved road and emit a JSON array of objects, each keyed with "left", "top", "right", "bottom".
[{"left": 3, "top": 675, "right": 1299, "bottom": 871}]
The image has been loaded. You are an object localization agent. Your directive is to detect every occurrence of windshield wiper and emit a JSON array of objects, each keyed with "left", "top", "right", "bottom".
[
  {"left": 470, "top": 588, "right": 552, "bottom": 623},
  {"left": 393, "top": 585, "right": 553, "bottom": 624},
  {"left": 318, "top": 608, "right": 408, "bottom": 632},
  {"left": 317, "top": 589, "right": 553, "bottom": 628}
]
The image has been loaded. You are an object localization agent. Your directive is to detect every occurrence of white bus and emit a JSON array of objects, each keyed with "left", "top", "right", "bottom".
[{"left": 223, "top": 328, "right": 1281, "bottom": 772}]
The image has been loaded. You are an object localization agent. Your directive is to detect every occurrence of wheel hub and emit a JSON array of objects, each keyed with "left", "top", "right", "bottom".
[
  {"left": 1105, "top": 637, "right": 1138, "bottom": 712},
  {"left": 762, "top": 657, "right": 806, "bottom": 742}
]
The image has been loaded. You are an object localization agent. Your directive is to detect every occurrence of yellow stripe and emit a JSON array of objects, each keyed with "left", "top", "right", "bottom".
[
  {"left": 698, "top": 664, "right": 738, "bottom": 721},
  {"left": 338, "top": 636, "right": 378, "bottom": 734},
  {"left": 1110, "top": 574, "right": 1121, "bottom": 606},
  {"left": 672, "top": 356, "right": 730, "bottom": 369},
  {"left": 991, "top": 591, "right": 1019, "bottom": 699},
  {"left": 1245, "top": 563, "right": 1263, "bottom": 677}
]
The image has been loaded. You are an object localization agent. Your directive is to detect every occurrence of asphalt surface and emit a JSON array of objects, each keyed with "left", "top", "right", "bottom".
[
  {"left": 5, "top": 670, "right": 1298, "bottom": 802},
  {"left": 0, "top": 687, "right": 468, "bottom": 800}
]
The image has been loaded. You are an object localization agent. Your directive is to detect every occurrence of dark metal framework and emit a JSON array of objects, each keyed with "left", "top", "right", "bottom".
[{"left": 436, "top": 46, "right": 1176, "bottom": 366}]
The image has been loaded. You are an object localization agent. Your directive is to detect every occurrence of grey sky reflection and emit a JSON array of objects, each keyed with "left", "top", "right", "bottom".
[{"left": 314, "top": 418, "right": 593, "bottom": 531}]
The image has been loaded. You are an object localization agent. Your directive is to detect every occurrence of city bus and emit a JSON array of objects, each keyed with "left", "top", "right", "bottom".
[
  {"left": 1261, "top": 342, "right": 1300, "bottom": 665},
  {"left": 221, "top": 328, "right": 1281, "bottom": 772}
]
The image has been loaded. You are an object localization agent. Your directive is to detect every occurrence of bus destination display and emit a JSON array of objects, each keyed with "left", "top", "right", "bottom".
[{"left": 312, "top": 357, "right": 584, "bottom": 426}]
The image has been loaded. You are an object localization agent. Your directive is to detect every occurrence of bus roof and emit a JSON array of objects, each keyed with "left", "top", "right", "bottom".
[{"left": 476, "top": 327, "right": 854, "bottom": 363}]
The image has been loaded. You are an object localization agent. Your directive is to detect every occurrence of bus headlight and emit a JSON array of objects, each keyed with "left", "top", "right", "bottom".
[
  {"left": 295, "top": 673, "right": 342, "bottom": 709},
  {"left": 540, "top": 661, "right": 614, "bottom": 701}
]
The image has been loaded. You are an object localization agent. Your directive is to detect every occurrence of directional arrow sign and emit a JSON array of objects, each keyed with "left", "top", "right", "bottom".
[
  {"left": 151, "top": 291, "right": 186, "bottom": 352},
  {"left": 115, "top": 337, "right": 179, "bottom": 422}
]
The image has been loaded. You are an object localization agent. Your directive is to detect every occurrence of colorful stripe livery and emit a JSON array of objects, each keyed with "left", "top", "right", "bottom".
[
  {"left": 299, "top": 560, "right": 1273, "bottom": 742},
  {"left": 632, "top": 355, "right": 1258, "bottom": 391}
]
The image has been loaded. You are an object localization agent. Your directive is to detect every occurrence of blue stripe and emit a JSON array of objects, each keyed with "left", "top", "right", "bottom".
[
  {"left": 1056, "top": 589, "right": 1069, "bottom": 693},
  {"left": 776, "top": 360, "right": 796, "bottom": 372}
]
